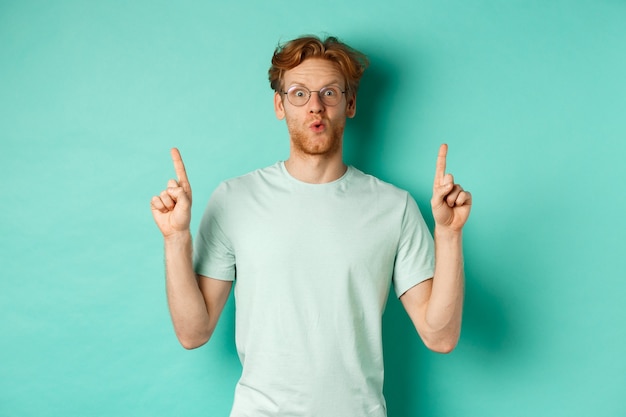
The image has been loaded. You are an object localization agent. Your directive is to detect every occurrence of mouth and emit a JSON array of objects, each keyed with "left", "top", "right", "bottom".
[{"left": 309, "top": 120, "right": 326, "bottom": 133}]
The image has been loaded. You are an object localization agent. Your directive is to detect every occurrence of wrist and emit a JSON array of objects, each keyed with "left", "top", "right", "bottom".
[
  {"left": 164, "top": 229, "right": 192, "bottom": 246},
  {"left": 434, "top": 226, "right": 463, "bottom": 242}
]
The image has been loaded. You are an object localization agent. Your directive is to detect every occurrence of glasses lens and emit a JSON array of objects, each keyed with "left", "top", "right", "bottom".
[
  {"left": 287, "top": 87, "right": 309, "bottom": 106},
  {"left": 319, "top": 87, "right": 341, "bottom": 105},
  {"left": 285, "top": 86, "right": 344, "bottom": 106}
]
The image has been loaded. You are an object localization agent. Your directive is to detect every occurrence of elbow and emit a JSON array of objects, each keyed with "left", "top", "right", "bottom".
[
  {"left": 176, "top": 329, "right": 212, "bottom": 350},
  {"left": 179, "top": 338, "right": 206, "bottom": 350},
  {"left": 421, "top": 330, "right": 460, "bottom": 354},
  {"left": 418, "top": 316, "right": 462, "bottom": 354},
  {"left": 425, "top": 338, "right": 458, "bottom": 354}
]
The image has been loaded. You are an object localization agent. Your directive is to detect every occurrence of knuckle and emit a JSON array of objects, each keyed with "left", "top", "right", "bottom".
[{"left": 171, "top": 187, "right": 185, "bottom": 197}]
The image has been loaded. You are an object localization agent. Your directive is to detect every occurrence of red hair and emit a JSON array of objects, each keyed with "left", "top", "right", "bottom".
[{"left": 268, "top": 35, "right": 369, "bottom": 97}]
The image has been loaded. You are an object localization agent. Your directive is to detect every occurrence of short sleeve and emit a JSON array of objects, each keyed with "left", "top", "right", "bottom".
[
  {"left": 392, "top": 193, "right": 435, "bottom": 297},
  {"left": 193, "top": 184, "right": 236, "bottom": 281}
]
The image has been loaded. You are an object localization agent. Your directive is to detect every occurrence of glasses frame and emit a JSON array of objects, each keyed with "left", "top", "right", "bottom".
[{"left": 281, "top": 85, "right": 346, "bottom": 107}]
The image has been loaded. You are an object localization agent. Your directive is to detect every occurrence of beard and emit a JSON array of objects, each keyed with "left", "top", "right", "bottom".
[{"left": 286, "top": 116, "right": 345, "bottom": 158}]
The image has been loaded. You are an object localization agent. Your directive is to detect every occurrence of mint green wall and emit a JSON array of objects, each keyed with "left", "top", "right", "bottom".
[{"left": 1, "top": 1, "right": 625, "bottom": 416}]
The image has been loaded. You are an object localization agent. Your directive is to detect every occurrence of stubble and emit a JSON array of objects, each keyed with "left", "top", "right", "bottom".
[{"left": 287, "top": 117, "right": 345, "bottom": 158}]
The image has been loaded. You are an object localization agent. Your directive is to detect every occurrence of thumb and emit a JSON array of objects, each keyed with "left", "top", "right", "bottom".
[
  {"left": 167, "top": 185, "right": 191, "bottom": 210},
  {"left": 432, "top": 175, "right": 454, "bottom": 206},
  {"left": 168, "top": 178, "right": 192, "bottom": 203}
]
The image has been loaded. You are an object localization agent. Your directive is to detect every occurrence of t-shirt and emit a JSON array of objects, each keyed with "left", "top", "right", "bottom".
[{"left": 194, "top": 161, "right": 434, "bottom": 417}]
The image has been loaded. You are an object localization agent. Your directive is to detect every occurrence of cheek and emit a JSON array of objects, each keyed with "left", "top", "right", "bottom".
[
  {"left": 330, "top": 108, "right": 349, "bottom": 124},
  {"left": 284, "top": 113, "right": 304, "bottom": 134}
]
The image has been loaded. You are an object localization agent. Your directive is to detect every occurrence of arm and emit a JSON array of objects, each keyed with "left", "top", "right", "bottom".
[
  {"left": 151, "top": 148, "right": 232, "bottom": 350},
  {"left": 163, "top": 231, "right": 232, "bottom": 349},
  {"left": 400, "top": 144, "right": 471, "bottom": 353}
]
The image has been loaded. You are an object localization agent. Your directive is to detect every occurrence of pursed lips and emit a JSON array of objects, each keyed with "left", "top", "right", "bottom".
[{"left": 309, "top": 119, "right": 326, "bottom": 132}]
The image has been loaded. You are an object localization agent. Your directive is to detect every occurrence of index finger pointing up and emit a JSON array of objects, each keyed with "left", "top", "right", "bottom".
[
  {"left": 170, "top": 147, "right": 189, "bottom": 185},
  {"left": 435, "top": 143, "right": 448, "bottom": 186}
]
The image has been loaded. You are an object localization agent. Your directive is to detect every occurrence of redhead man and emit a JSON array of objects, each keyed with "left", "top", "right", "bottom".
[{"left": 151, "top": 35, "right": 471, "bottom": 417}]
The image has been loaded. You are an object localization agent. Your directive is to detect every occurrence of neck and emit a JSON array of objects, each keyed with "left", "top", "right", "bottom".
[{"left": 284, "top": 151, "right": 347, "bottom": 184}]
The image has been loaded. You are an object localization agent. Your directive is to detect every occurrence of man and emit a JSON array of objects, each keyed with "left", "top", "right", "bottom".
[{"left": 151, "top": 35, "right": 471, "bottom": 417}]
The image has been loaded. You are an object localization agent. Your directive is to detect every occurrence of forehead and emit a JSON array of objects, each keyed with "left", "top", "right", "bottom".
[{"left": 283, "top": 58, "right": 344, "bottom": 87}]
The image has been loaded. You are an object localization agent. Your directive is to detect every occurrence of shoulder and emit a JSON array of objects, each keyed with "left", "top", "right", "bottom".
[
  {"left": 214, "top": 162, "right": 283, "bottom": 194},
  {"left": 203, "top": 163, "right": 283, "bottom": 217},
  {"left": 348, "top": 166, "right": 410, "bottom": 201}
]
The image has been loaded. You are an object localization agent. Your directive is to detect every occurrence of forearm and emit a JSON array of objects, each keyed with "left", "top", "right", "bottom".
[
  {"left": 425, "top": 228, "right": 465, "bottom": 346},
  {"left": 164, "top": 230, "right": 211, "bottom": 349}
]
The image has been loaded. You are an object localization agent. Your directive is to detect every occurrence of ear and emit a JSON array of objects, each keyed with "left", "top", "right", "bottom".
[
  {"left": 274, "top": 92, "right": 285, "bottom": 120},
  {"left": 346, "top": 94, "right": 357, "bottom": 118}
]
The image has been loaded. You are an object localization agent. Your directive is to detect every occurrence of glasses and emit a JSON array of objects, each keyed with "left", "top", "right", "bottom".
[{"left": 282, "top": 85, "right": 346, "bottom": 107}]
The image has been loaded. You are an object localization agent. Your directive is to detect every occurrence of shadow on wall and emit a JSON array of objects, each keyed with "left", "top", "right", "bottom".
[
  {"left": 341, "top": 46, "right": 412, "bottom": 415},
  {"left": 462, "top": 262, "right": 515, "bottom": 358},
  {"left": 348, "top": 46, "right": 516, "bottom": 416},
  {"left": 382, "top": 296, "right": 426, "bottom": 417},
  {"left": 345, "top": 48, "right": 427, "bottom": 416},
  {"left": 382, "top": 260, "right": 515, "bottom": 417},
  {"left": 343, "top": 49, "right": 398, "bottom": 171}
]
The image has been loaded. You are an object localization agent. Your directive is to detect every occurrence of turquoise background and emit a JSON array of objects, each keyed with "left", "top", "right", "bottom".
[{"left": 1, "top": 1, "right": 625, "bottom": 416}]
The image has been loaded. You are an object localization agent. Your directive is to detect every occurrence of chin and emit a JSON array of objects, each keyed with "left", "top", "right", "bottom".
[
  {"left": 297, "top": 138, "right": 341, "bottom": 157},
  {"left": 291, "top": 130, "right": 344, "bottom": 157}
]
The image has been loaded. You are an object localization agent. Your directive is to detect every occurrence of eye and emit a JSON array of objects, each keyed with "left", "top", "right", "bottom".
[
  {"left": 321, "top": 87, "right": 339, "bottom": 97},
  {"left": 290, "top": 87, "right": 308, "bottom": 98}
]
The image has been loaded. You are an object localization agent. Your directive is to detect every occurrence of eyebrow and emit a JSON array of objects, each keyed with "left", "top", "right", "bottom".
[{"left": 286, "top": 80, "right": 344, "bottom": 90}]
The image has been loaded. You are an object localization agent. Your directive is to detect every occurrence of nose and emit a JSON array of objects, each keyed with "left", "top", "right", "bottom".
[{"left": 307, "top": 92, "right": 325, "bottom": 113}]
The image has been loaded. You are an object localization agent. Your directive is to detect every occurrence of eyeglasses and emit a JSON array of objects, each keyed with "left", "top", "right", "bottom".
[{"left": 282, "top": 85, "right": 346, "bottom": 107}]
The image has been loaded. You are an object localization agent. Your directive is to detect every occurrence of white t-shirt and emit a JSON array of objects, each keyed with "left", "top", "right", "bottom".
[{"left": 194, "top": 162, "right": 434, "bottom": 417}]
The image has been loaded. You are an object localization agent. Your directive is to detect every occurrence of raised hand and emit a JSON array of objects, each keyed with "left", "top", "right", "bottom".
[
  {"left": 151, "top": 148, "right": 193, "bottom": 237},
  {"left": 430, "top": 144, "right": 472, "bottom": 232}
]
